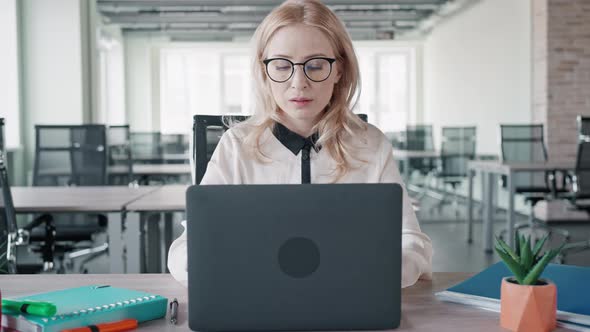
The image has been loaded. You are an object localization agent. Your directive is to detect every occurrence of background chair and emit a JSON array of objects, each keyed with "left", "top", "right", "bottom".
[
  {"left": 30, "top": 125, "right": 109, "bottom": 273},
  {"left": 161, "top": 134, "right": 190, "bottom": 155},
  {"left": 193, "top": 115, "right": 248, "bottom": 185},
  {"left": 555, "top": 116, "right": 590, "bottom": 259},
  {"left": 107, "top": 125, "right": 133, "bottom": 185},
  {"left": 499, "top": 124, "right": 568, "bottom": 241},
  {"left": 0, "top": 118, "right": 54, "bottom": 274},
  {"left": 130, "top": 132, "right": 163, "bottom": 164},
  {"left": 356, "top": 113, "right": 368, "bottom": 123},
  {"left": 432, "top": 126, "right": 477, "bottom": 215},
  {"left": 404, "top": 124, "right": 436, "bottom": 195}
]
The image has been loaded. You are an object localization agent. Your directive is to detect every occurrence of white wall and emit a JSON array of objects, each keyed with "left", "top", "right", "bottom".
[
  {"left": 20, "top": 0, "right": 91, "bottom": 170},
  {"left": 0, "top": 0, "right": 21, "bottom": 149},
  {"left": 423, "top": 0, "right": 532, "bottom": 155}
]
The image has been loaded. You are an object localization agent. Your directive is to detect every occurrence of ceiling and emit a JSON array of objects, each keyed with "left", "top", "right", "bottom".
[{"left": 97, "top": 0, "right": 470, "bottom": 41}]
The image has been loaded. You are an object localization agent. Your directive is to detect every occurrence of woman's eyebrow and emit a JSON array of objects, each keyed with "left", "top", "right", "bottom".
[{"left": 268, "top": 53, "right": 329, "bottom": 59}]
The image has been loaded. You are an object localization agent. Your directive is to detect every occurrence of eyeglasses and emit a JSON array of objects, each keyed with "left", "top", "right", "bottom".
[{"left": 262, "top": 57, "right": 336, "bottom": 83}]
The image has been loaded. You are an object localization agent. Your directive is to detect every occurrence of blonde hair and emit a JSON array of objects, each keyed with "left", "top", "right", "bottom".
[{"left": 240, "top": 0, "right": 366, "bottom": 181}]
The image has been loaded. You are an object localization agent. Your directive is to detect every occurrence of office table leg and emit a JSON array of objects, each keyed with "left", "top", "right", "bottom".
[
  {"left": 124, "top": 212, "right": 142, "bottom": 273},
  {"left": 467, "top": 169, "right": 474, "bottom": 243},
  {"left": 163, "top": 212, "right": 174, "bottom": 273},
  {"left": 107, "top": 212, "right": 125, "bottom": 273},
  {"left": 403, "top": 157, "right": 410, "bottom": 182},
  {"left": 483, "top": 172, "right": 495, "bottom": 253},
  {"left": 145, "top": 213, "right": 162, "bottom": 273},
  {"left": 507, "top": 170, "right": 515, "bottom": 248}
]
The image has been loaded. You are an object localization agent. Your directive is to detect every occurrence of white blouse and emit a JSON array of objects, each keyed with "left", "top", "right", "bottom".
[{"left": 168, "top": 122, "right": 433, "bottom": 288}]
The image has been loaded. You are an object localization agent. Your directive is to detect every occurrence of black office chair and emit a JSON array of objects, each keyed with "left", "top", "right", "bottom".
[
  {"left": 432, "top": 126, "right": 477, "bottom": 215},
  {"left": 161, "top": 134, "right": 190, "bottom": 164},
  {"left": 130, "top": 132, "right": 163, "bottom": 164},
  {"left": 0, "top": 119, "right": 54, "bottom": 274},
  {"left": 31, "top": 125, "right": 109, "bottom": 273},
  {"left": 499, "top": 124, "right": 568, "bottom": 241},
  {"left": 556, "top": 116, "right": 590, "bottom": 259},
  {"left": 107, "top": 125, "right": 133, "bottom": 185},
  {"left": 193, "top": 115, "right": 248, "bottom": 185},
  {"left": 356, "top": 113, "right": 368, "bottom": 123}
]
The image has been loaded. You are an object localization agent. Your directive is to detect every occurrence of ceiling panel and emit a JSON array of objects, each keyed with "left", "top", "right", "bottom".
[{"left": 97, "top": 0, "right": 471, "bottom": 41}]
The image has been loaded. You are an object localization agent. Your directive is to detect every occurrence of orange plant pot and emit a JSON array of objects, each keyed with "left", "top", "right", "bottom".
[{"left": 500, "top": 277, "right": 557, "bottom": 332}]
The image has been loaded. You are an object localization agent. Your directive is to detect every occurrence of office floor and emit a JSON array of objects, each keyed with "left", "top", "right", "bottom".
[{"left": 416, "top": 195, "right": 590, "bottom": 272}]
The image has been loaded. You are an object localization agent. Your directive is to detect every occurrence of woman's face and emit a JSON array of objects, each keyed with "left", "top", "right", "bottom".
[{"left": 264, "top": 24, "right": 341, "bottom": 130}]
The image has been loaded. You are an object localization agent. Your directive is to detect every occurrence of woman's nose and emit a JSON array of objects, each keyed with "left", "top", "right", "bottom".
[{"left": 290, "top": 66, "right": 309, "bottom": 89}]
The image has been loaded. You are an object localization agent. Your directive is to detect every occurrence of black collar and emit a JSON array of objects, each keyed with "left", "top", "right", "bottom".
[{"left": 272, "top": 122, "right": 321, "bottom": 155}]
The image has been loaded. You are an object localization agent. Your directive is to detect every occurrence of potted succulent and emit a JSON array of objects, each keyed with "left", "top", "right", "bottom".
[{"left": 494, "top": 233, "right": 564, "bottom": 332}]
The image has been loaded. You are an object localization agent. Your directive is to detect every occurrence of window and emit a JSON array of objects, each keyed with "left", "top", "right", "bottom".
[
  {"left": 160, "top": 45, "right": 249, "bottom": 134},
  {"left": 159, "top": 42, "right": 416, "bottom": 135},
  {"left": 0, "top": 0, "right": 21, "bottom": 149},
  {"left": 356, "top": 44, "right": 416, "bottom": 133}
]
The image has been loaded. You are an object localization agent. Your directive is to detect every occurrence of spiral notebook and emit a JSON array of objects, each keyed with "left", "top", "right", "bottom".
[{"left": 1, "top": 285, "right": 168, "bottom": 332}]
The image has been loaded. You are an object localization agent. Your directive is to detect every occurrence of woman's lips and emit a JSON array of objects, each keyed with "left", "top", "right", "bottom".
[{"left": 290, "top": 98, "right": 313, "bottom": 107}]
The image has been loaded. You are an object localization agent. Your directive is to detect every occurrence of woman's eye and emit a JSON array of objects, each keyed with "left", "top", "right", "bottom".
[
  {"left": 275, "top": 66, "right": 291, "bottom": 71},
  {"left": 306, "top": 65, "right": 323, "bottom": 71}
]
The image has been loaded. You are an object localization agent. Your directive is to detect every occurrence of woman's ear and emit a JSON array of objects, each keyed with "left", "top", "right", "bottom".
[{"left": 334, "top": 65, "right": 342, "bottom": 84}]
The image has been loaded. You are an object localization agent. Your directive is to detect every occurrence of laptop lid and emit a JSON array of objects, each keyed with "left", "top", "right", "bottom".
[{"left": 187, "top": 183, "right": 402, "bottom": 331}]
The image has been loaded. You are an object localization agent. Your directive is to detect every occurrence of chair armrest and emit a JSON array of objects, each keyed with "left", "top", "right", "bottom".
[{"left": 22, "top": 214, "right": 53, "bottom": 232}]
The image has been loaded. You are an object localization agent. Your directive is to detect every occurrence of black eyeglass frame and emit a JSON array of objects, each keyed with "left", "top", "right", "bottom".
[{"left": 262, "top": 57, "right": 336, "bottom": 83}]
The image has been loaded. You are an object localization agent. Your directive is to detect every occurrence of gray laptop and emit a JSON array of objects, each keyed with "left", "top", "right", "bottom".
[{"left": 186, "top": 183, "right": 402, "bottom": 331}]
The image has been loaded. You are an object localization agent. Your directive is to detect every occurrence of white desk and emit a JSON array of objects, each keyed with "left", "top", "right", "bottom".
[
  {"left": 466, "top": 160, "right": 575, "bottom": 252},
  {"left": 11, "top": 186, "right": 160, "bottom": 273},
  {"left": 109, "top": 164, "right": 191, "bottom": 177},
  {"left": 125, "top": 185, "right": 187, "bottom": 273},
  {"left": 0, "top": 273, "right": 574, "bottom": 331}
]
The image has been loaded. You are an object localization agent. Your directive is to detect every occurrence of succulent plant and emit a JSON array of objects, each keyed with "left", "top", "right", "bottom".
[{"left": 495, "top": 232, "right": 565, "bottom": 286}]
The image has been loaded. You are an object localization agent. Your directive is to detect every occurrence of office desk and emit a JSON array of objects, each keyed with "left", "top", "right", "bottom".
[
  {"left": 11, "top": 186, "right": 160, "bottom": 273},
  {"left": 111, "top": 153, "right": 189, "bottom": 164},
  {"left": 125, "top": 185, "right": 187, "bottom": 273},
  {"left": 0, "top": 273, "right": 572, "bottom": 332},
  {"left": 109, "top": 164, "right": 191, "bottom": 177},
  {"left": 466, "top": 160, "right": 575, "bottom": 252}
]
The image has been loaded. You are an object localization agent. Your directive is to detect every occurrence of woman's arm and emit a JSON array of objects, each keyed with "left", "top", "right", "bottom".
[
  {"left": 167, "top": 130, "right": 237, "bottom": 286},
  {"left": 378, "top": 137, "right": 434, "bottom": 288}
]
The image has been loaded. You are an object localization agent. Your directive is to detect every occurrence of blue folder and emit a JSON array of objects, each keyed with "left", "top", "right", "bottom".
[{"left": 436, "top": 262, "right": 590, "bottom": 328}]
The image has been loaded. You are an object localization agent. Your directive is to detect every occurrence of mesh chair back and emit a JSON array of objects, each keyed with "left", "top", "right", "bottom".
[
  {"left": 578, "top": 116, "right": 590, "bottom": 137},
  {"left": 405, "top": 125, "right": 434, "bottom": 151},
  {"left": 130, "top": 132, "right": 162, "bottom": 163},
  {"left": 500, "top": 124, "right": 547, "bottom": 187},
  {"left": 162, "top": 134, "right": 190, "bottom": 155},
  {"left": 405, "top": 125, "right": 435, "bottom": 173},
  {"left": 440, "top": 126, "right": 476, "bottom": 177},
  {"left": 574, "top": 141, "right": 590, "bottom": 194},
  {"left": 575, "top": 116, "right": 590, "bottom": 194},
  {"left": 0, "top": 118, "right": 18, "bottom": 273},
  {"left": 108, "top": 125, "right": 132, "bottom": 182},
  {"left": 34, "top": 125, "right": 107, "bottom": 186},
  {"left": 193, "top": 115, "right": 248, "bottom": 185}
]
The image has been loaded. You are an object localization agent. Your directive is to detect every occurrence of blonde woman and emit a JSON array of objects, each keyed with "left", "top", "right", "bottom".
[{"left": 168, "top": 0, "right": 432, "bottom": 288}]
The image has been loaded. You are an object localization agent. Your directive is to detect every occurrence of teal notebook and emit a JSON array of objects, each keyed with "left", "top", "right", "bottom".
[
  {"left": 1, "top": 285, "right": 167, "bottom": 332},
  {"left": 436, "top": 262, "right": 590, "bottom": 330}
]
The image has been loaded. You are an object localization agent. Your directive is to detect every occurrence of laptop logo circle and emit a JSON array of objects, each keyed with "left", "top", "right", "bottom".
[{"left": 278, "top": 237, "right": 320, "bottom": 278}]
